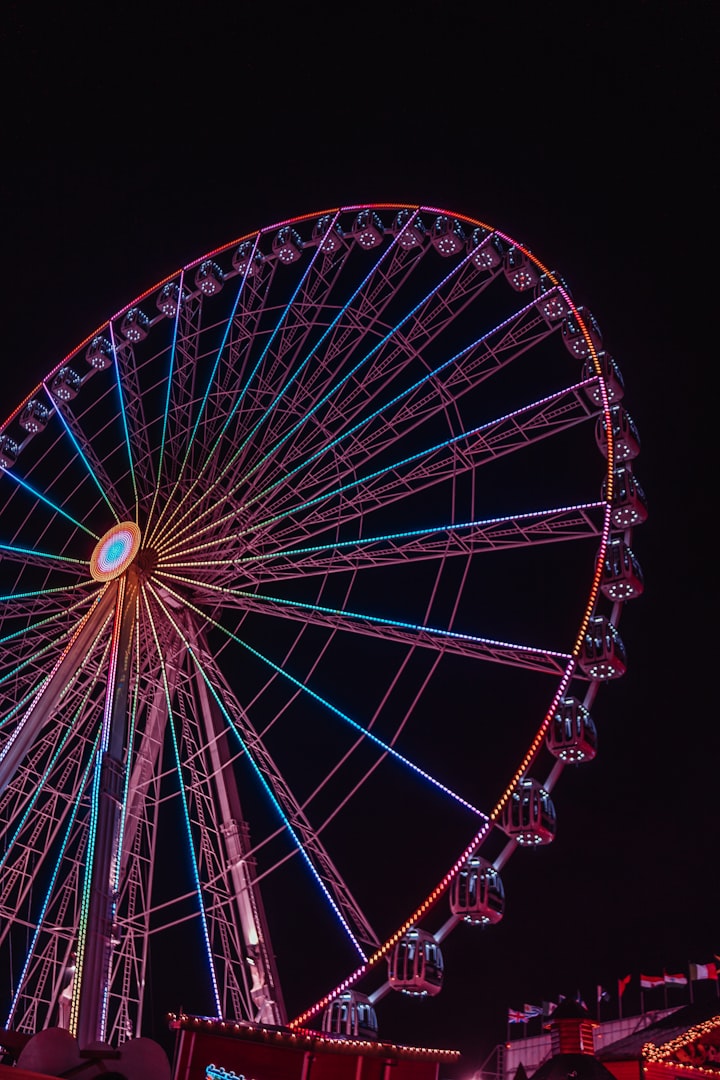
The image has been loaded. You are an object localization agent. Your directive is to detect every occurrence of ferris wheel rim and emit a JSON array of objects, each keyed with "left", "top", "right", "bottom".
[{"left": 0, "top": 202, "right": 636, "bottom": 1043}]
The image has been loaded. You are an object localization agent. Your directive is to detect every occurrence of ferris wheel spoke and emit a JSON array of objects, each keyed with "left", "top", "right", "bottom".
[
  {"left": 162, "top": 378, "right": 598, "bottom": 568},
  {"left": 241, "top": 258, "right": 513, "bottom": 498},
  {"left": 0, "top": 466, "right": 100, "bottom": 540},
  {"left": 152, "top": 582, "right": 490, "bottom": 819},
  {"left": 0, "top": 540, "right": 89, "bottom": 575},
  {"left": 140, "top": 590, "right": 223, "bottom": 1018},
  {"left": 108, "top": 327, "right": 157, "bottom": 506},
  {"left": 146, "top": 587, "right": 379, "bottom": 961},
  {"left": 0, "top": 585, "right": 116, "bottom": 795},
  {"left": 160, "top": 571, "right": 571, "bottom": 678},
  {"left": 153, "top": 503, "right": 606, "bottom": 590},
  {"left": 0, "top": 641, "right": 111, "bottom": 936},
  {"left": 4, "top": 726, "right": 102, "bottom": 1032},
  {"left": 148, "top": 240, "right": 276, "bottom": 545},
  {"left": 149, "top": 224, "right": 340, "bottom": 552},
  {"left": 258, "top": 298, "right": 560, "bottom": 511},
  {"left": 211, "top": 218, "right": 481, "bottom": 496},
  {"left": 152, "top": 216, "right": 438, "bottom": 553},
  {"left": 230, "top": 296, "right": 562, "bottom": 539},
  {"left": 42, "top": 386, "right": 126, "bottom": 522},
  {"left": 0, "top": 592, "right": 99, "bottom": 668},
  {"left": 144, "top": 271, "right": 187, "bottom": 532},
  {"left": 158, "top": 309, "right": 575, "bottom": 564},
  {"left": 0, "top": 582, "right": 99, "bottom": 627}
]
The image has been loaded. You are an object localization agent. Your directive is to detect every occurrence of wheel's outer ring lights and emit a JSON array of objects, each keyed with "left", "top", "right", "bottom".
[{"left": 90, "top": 522, "right": 142, "bottom": 582}]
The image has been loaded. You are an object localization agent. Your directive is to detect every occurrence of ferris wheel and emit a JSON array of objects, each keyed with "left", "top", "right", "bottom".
[{"left": 0, "top": 203, "right": 646, "bottom": 1049}]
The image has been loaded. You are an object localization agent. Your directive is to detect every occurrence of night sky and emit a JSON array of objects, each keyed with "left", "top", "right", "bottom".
[{"left": 0, "top": 2, "right": 714, "bottom": 1075}]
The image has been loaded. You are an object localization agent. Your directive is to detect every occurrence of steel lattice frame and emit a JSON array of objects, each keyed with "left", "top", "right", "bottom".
[{"left": 0, "top": 204, "right": 643, "bottom": 1046}]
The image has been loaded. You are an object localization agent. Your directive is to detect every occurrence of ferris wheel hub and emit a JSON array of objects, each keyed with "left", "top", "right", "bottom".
[{"left": 90, "top": 521, "right": 142, "bottom": 581}]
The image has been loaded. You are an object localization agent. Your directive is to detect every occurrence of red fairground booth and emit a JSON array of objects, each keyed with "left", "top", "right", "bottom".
[{"left": 169, "top": 1013, "right": 460, "bottom": 1080}]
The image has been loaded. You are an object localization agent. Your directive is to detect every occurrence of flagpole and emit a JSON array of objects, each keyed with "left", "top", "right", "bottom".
[{"left": 689, "top": 965, "right": 694, "bottom": 1005}]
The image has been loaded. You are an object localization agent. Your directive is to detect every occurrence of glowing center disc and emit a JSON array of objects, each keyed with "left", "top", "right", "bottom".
[{"left": 90, "top": 522, "right": 142, "bottom": 582}]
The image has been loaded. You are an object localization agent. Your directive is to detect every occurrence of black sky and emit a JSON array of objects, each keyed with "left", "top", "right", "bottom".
[{"left": 0, "top": 2, "right": 715, "bottom": 1074}]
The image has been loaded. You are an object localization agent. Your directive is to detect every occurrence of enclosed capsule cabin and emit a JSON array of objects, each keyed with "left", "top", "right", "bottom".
[
  {"left": 156, "top": 281, "right": 188, "bottom": 318},
  {"left": 582, "top": 350, "right": 625, "bottom": 405},
  {"left": 232, "top": 240, "right": 264, "bottom": 277},
  {"left": 352, "top": 209, "right": 384, "bottom": 249},
  {"left": 579, "top": 615, "right": 626, "bottom": 679},
  {"left": 120, "top": 308, "right": 150, "bottom": 343},
  {"left": 272, "top": 226, "right": 304, "bottom": 264},
  {"left": 50, "top": 366, "right": 83, "bottom": 401},
  {"left": 0, "top": 436, "right": 19, "bottom": 469},
  {"left": 19, "top": 400, "right": 50, "bottom": 433},
  {"left": 595, "top": 404, "right": 641, "bottom": 462},
  {"left": 534, "top": 272, "right": 572, "bottom": 324},
  {"left": 391, "top": 208, "right": 427, "bottom": 250},
  {"left": 86, "top": 336, "right": 113, "bottom": 371},
  {"left": 449, "top": 856, "right": 505, "bottom": 925},
  {"left": 430, "top": 215, "right": 466, "bottom": 256},
  {"left": 502, "top": 778, "right": 556, "bottom": 845},
  {"left": 321, "top": 991, "right": 378, "bottom": 1041},
  {"left": 388, "top": 928, "right": 444, "bottom": 996},
  {"left": 503, "top": 246, "right": 539, "bottom": 291},
  {"left": 561, "top": 306, "right": 602, "bottom": 359},
  {"left": 600, "top": 537, "right": 644, "bottom": 601},
  {"left": 195, "top": 260, "right": 225, "bottom": 295},
  {"left": 312, "top": 214, "right": 346, "bottom": 253},
  {"left": 468, "top": 227, "right": 504, "bottom": 269},
  {"left": 603, "top": 464, "right": 648, "bottom": 528},
  {"left": 546, "top": 697, "right": 597, "bottom": 763}
]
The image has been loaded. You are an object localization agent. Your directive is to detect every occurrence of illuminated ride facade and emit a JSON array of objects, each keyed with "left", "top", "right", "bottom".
[{"left": 0, "top": 204, "right": 645, "bottom": 1049}]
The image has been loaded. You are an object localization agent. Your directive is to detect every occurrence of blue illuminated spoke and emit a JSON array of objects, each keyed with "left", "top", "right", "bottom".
[
  {"left": 108, "top": 323, "right": 139, "bottom": 518},
  {"left": 151, "top": 581, "right": 487, "bottom": 819},
  {"left": 147, "top": 243, "right": 261, "bottom": 546},
  {"left": 0, "top": 541, "right": 88, "bottom": 570},
  {"left": 0, "top": 469, "right": 98, "bottom": 540},
  {"left": 145, "top": 271, "right": 185, "bottom": 534},
  {"left": 163, "top": 379, "right": 592, "bottom": 566},
  {"left": 5, "top": 727, "right": 101, "bottom": 1028},
  {"left": 42, "top": 386, "right": 120, "bottom": 523},
  {"left": 149, "top": 222, "right": 343, "bottom": 549},
  {"left": 157, "top": 226, "right": 475, "bottom": 555},
  {"left": 228, "top": 269, "right": 535, "bottom": 508},
  {"left": 141, "top": 591, "right": 222, "bottom": 1016}
]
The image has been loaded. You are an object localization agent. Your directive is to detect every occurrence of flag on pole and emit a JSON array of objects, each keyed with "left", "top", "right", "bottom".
[
  {"left": 575, "top": 990, "right": 588, "bottom": 1009},
  {"left": 640, "top": 974, "right": 664, "bottom": 989},
  {"left": 618, "top": 974, "right": 632, "bottom": 997},
  {"left": 524, "top": 1004, "right": 543, "bottom": 1019},
  {"left": 690, "top": 962, "right": 718, "bottom": 981},
  {"left": 664, "top": 972, "right": 688, "bottom": 987},
  {"left": 508, "top": 1008, "right": 527, "bottom": 1023},
  {"left": 542, "top": 1000, "right": 558, "bottom": 1016},
  {"left": 597, "top": 986, "right": 611, "bottom": 1004}
]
